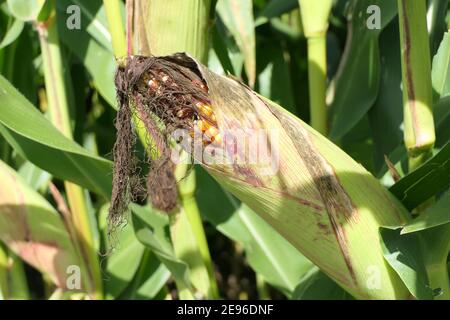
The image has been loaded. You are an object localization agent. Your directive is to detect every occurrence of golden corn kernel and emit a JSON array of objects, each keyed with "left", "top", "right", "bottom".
[
  {"left": 147, "top": 79, "right": 158, "bottom": 90},
  {"left": 176, "top": 108, "right": 193, "bottom": 119},
  {"left": 212, "top": 133, "right": 222, "bottom": 144},
  {"left": 196, "top": 102, "right": 213, "bottom": 117},
  {"left": 196, "top": 120, "right": 205, "bottom": 131},
  {"left": 197, "top": 119, "right": 213, "bottom": 132},
  {"left": 205, "top": 126, "right": 219, "bottom": 140},
  {"left": 203, "top": 108, "right": 213, "bottom": 118}
]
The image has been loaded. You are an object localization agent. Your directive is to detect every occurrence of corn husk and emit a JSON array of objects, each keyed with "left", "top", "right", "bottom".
[{"left": 174, "top": 54, "right": 412, "bottom": 299}]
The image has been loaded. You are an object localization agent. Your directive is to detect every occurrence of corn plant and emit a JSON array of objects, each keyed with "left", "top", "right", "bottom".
[{"left": 0, "top": 0, "right": 449, "bottom": 301}]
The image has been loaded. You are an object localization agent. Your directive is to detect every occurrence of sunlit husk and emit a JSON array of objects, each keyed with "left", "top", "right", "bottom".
[{"left": 182, "top": 55, "right": 411, "bottom": 299}]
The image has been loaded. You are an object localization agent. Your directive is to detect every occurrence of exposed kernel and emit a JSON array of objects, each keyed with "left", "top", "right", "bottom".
[
  {"left": 176, "top": 108, "right": 193, "bottom": 119},
  {"left": 197, "top": 119, "right": 212, "bottom": 132},
  {"left": 196, "top": 102, "right": 213, "bottom": 117},
  {"left": 212, "top": 133, "right": 222, "bottom": 144},
  {"left": 205, "top": 126, "right": 219, "bottom": 140},
  {"left": 147, "top": 79, "right": 158, "bottom": 89}
]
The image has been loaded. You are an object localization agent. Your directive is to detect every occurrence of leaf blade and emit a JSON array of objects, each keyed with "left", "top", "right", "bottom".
[{"left": 0, "top": 75, "right": 112, "bottom": 197}]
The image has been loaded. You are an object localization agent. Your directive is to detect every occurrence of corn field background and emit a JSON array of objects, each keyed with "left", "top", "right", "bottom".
[{"left": 0, "top": 0, "right": 449, "bottom": 301}]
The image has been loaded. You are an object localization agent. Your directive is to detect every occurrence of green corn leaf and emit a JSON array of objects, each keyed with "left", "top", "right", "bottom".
[
  {"left": 57, "top": 0, "right": 114, "bottom": 51},
  {"left": 0, "top": 244, "right": 7, "bottom": 299},
  {"left": 419, "top": 222, "right": 450, "bottom": 299},
  {"left": 0, "top": 159, "right": 83, "bottom": 290},
  {"left": 380, "top": 227, "right": 433, "bottom": 300},
  {"left": 368, "top": 18, "right": 403, "bottom": 173},
  {"left": 98, "top": 203, "right": 149, "bottom": 299},
  {"left": 210, "top": 21, "right": 244, "bottom": 77},
  {"left": 104, "top": 222, "right": 146, "bottom": 299},
  {"left": 432, "top": 32, "right": 450, "bottom": 100},
  {"left": 131, "top": 204, "right": 196, "bottom": 298},
  {"left": 119, "top": 250, "right": 170, "bottom": 300},
  {"left": 292, "top": 268, "right": 353, "bottom": 300},
  {"left": 216, "top": 0, "right": 256, "bottom": 87},
  {"left": 329, "top": 0, "right": 397, "bottom": 140},
  {"left": 390, "top": 141, "right": 450, "bottom": 210},
  {"left": 428, "top": 0, "right": 449, "bottom": 54},
  {"left": 255, "top": 0, "right": 298, "bottom": 26},
  {"left": 55, "top": 6, "right": 117, "bottom": 109},
  {"left": 18, "top": 161, "right": 51, "bottom": 192},
  {"left": 402, "top": 190, "right": 450, "bottom": 234},
  {"left": 0, "top": 75, "right": 112, "bottom": 198},
  {"left": 435, "top": 96, "right": 450, "bottom": 147},
  {"left": 209, "top": 24, "right": 236, "bottom": 76},
  {"left": 257, "top": 41, "right": 296, "bottom": 114},
  {"left": 0, "top": 25, "right": 38, "bottom": 105}
]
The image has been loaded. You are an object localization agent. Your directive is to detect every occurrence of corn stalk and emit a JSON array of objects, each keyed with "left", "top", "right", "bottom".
[
  {"left": 397, "top": 0, "right": 448, "bottom": 299},
  {"left": 0, "top": 244, "right": 29, "bottom": 299},
  {"left": 298, "top": 0, "right": 332, "bottom": 135},
  {"left": 397, "top": 0, "right": 435, "bottom": 168}
]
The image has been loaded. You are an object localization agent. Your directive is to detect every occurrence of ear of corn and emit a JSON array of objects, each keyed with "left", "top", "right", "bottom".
[{"left": 176, "top": 55, "right": 412, "bottom": 299}]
